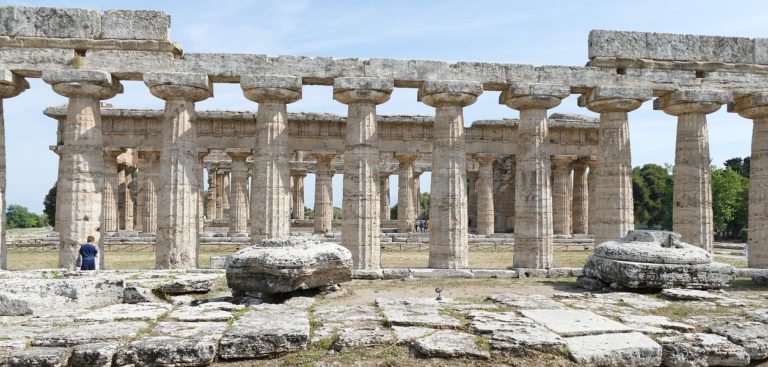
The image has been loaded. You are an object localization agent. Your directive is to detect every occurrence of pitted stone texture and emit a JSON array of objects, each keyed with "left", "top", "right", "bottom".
[
  {"left": 70, "top": 343, "right": 119, "bottom": 367},
  {"left": 520, "top": 309, "right": 632, "bottom": 337},
  {"left": 226, "top": 236, "right": 352, "bottom": 294},
  {"left": 747, "top": 309, "right": 768, "bottom": 323},
  {"left": 75, "top": 303, "right": 170, "bottom": 322},
  {"left": 566, "top": 332, "right": 662, "bottom": 367},
  {"left": 123, "top": 286, "right": 161, "bottom": 304},
  {"left": 101, "top": 10, "right": 170, "bottom": 41},
  {"left": 411, "top": 330, "right": 490, "bottom": 360},
  {"left": 594, "top": 230, "right": 711, "bottom": 264},
  {"left": 0, "top": 277, "right": 124, "bottom": 315},
  {"left": 153, "top": 321, "right": 229, "bottom": 341},
  {"left": 490, "top": 328, "right": 567, "bottom": 357},
  {"left": 157, "top": 274, "right": 219, "bottom": 295},
  {"left": 218, "top": 305, "right": 309, "bottom": 359},
  {"left": 658, "top": 333, "right": 750, "bottom": 367},
  {"left": 3, "top": 347, "right": 70, "bottom": 367},
  {"left": 376, "top": 298, "right": 462, "bottom": 329},
  {"left": 487, "top": 293, "right": 566, "bottom": 310},
  {"left": 710, "top": 320, "right": 768, "bottom": 360},
  {"left": 32, "top": 321, "right": 147, "bottom": 347},
  {"left": 466, "top": 311, "right": 536, "bottom": 334},
  {"left": 332, "top": 327, "right": 395, "bottom": 350},
  {"left": 618, "top": 315, "right": 694, "bottom": 333},
  {"left": 114, "top": 337, "right": 217, "bottom": 367},
  {"left": 391, "top": 326, "right": 435, "bottom": 344},
  {"left": 0, "top": 292, "right": 32, "bottom": 316},
  {"left": 312, "top": 304, "right": 381, "bottom": 342},
  {"left": 0, "top": 6, "right": 100, "bottom": 38},
  {"left": 661, "top": 288, "right": 723, "bottom": 301}
]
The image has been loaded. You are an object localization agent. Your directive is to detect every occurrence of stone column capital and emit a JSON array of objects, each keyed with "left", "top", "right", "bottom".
[
  {"left": 103, "top": 148, "right": 123, "bottom": 162},
  {"left": 570, "top": 159, "right": 591, "bottom": 170},
  {"left": 473, "top": 153, "right": 495, "bottom": 165},
  {"left": 654, "top": 89, "right": 731, "bottom": 116},
  {"left": 379, "top": 171, "right": 393, "bottom": 179},
  {"left": 500, "top": 83, "right": 569, "bottom": 110},
  {"left": 291, "top": 167, "right": 308, "bottom": 177},
  {"left": 418, "top": 80, "right": 482, "bottom": 107},
  {"left": 578, "top": 86, "right": 652, "bottom": 113},
  {"left": 333, "top": 77, "right": 393, "bottom": 105},
  {"left": 311, "top": 151, "right": 337, "bottom": 163},
  {"left": 729, "top": 92, "right": 768, "bottom": 119},
  {"left": 551, "top": 154, "right": 577, "bottom": 167},
  {"left": 394, "top": 153, "right": 418, "bottom": 163},
  {"left": 144, "top": 72, "right": 212, "bottom": 102},
  {"left": 0, "top": 71, "right": 28, "bottom": 99},
  {"left": 137, "top": 149, "right": 161, "bottom": 163},
  {"left": 241, "top": 75, "right": 302, "bottom": 103},
  {"left": 226, "top": 151, "right": 251, "bottom": 162},
  {"left": 43, "top": 69, "right": 123, "bottom": 99}
]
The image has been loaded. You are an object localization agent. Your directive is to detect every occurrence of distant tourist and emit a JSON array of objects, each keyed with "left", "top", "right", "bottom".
[
  {"left": 419, "top": 220, "right": 425, "bottom": 233},
  {"left": 414, "top": 221, "right": 419, "bottom": 233},
  {"left": 76, "top": 235, "right": 99, "bottom": 271},
  {"left": 424, "top": 220, "right": 429, "bottom": 232}
]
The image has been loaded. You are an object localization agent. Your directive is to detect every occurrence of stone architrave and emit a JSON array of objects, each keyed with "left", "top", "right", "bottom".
[
  {"left": 144, "top": 72, "right": 212, "bottom": 269},
  {"left": 467, "top": 170, "right": 478, "bottom": 229},
  {"left": 206, "top": 168, "right": 217, "bottom": 220},
  {"left": 730, "top": 92, "right": 768, "bottom": 267},
  {"left": 656, "top": 89, "right": 731, "bottom": 252},
  {"left": 137, "top": 150, "right": 160, "bottom": 234},
  {"left": 43, "top": 70, "right": 122, "bottom": 269},
  {"left": 474, "top": 153, "right": 495, "bottom": 236},
  {"left": 292, "top": 168, "right": 307, "bottom": 220},
  {"left": 571, "top": 161, "right": 589, "bottom": 235},
  {"left": 334, "top": 77, "right": 393, "bottom": 270},
  {"left": 312, "top": 152, "right": 336, "bottom": 234},
  {"left": 241, "top": 75, "right": 301, "bottom": 245},
  {"left": 395, "top": 154, "right": 418, "bottom": 233},
  {"left": 420, "top": 80, "right": 482, "bottom": 269},
  {"left": 502, "top": 83, "right": 568, "bottom": 269},
  {"left": 580, "top": 86, "right": 651, "bottom": 245},
  {"left": 551, "top": 155, "right": 575, "bottom": 236},
  {"left": 228, "top": 152, "right": 250, "bottom": 236},
  {"left": 102, "top": 150, "right": 121, "bottom": 236},
  {"left": 0, "top": 71, "right": 27, "bottom": 270},
  {"left": 379, "top": 172, "right": 391, "bottom": 221}
]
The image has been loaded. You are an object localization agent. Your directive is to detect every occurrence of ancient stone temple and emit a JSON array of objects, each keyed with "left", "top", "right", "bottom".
[{"left": 0, "top": 6, "right": 767, "bottom": 270}]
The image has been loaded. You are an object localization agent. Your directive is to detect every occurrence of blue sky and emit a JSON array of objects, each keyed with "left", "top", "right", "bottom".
[{"left": 6, "top": 0, "right": 766, "bottom": 213}]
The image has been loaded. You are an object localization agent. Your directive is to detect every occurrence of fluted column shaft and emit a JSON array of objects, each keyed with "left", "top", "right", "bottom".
[
  {"left": 421, "top": 81, "right": 481, "bottom": 269},
  {"left": 313, "top": 153, "right": 335, "bottom": 234},
  {"left": 571, "top": 162, "right": 589, "bottom": 234},
  {"left": 379, "top": 173, "right": 390, "bottom": 220},
  {"left": 103, "top": 151, "right": 120, "bottom": 235},
  {"left": 334, "top": 77, "right": 392, "bottom": 270},
  {"left": 467, "top": 171, "right": 478, "bottom": 229},
  {"left": 207, "top": 168, "right": 217, "bottom": 219},
  {"left": 0, "top": 73, "right": 27, "bottom": 270},
  {"left": 138, "top": 151, "right": 160, "bottom": 234},
  {"left": 44, "top": 70, "right": 121, "bottom": 269},
  {"left": 292, "top": 170, "right": 307, "bottom": 220},
  {"left": 552, "top": 157, "right": 573, "bottom": 236},
  {"left": 395, "top": 155, "right": 417, "bottom": 233},
  {"left": 412, "top": 171, "right": 421, "bottom": 221},
  {"left": 228, "top": 153, "right": 250, "bottom": 236},
  {"left": 475, "top": 154, "right": 495, "bottom": 235}
]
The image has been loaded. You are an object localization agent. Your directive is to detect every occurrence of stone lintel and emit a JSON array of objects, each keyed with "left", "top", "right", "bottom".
[
  {"left": 0, "top": 69, "right": 27, "bottom": 98},
  {"left": 577, "top": 86, "right": 652, "bottom": 107},
  {"left": 241, "top": 75, "right": 302, "bottom": 103},
  {"left": 394, "top": 153, "right": 418, "bottom": 163},
  {"left": 43, "top": 69, "right": 122, "bottom": 99},
  {"left": 418, "top": 80, "right": 482, "bottom": 107},
  {"left": 473, "top": 152, "right": 495, "bottom": 163},
  {"left": 728, "top": 92, "right": 768, "bottom": 119},
  {"left": 654, "top": 89, "right": 731, "bottom": 114}
]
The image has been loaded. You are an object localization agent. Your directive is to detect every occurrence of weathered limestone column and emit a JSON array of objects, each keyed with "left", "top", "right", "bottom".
[
  {"left": 551, "top": 155, "right": 574, "bottom": 236},
  {"left": 334, "top": 77, "right": 393, "bottom": 269},
  {"left": 120, "top": 166, "right": 136, "bottom": 231},
  {"left": 102, "top": 150, "right": 121, "bottom": 235},
  {"left": 0, "top": 71, "right": 27, "bottom": 270},
  {"left": 228, "top": 152, "right": 250, "bottom": 236},
  {"left": 379, "top": 172, "right": 391, "bottom": 220},
  {"left": 571, "top": 161, "right": 589, "bottom": 235},
  {"left": 292, "top": 169, "right": 307, "bottom": 219},
  {"left": 586, "top": 158, "right": 597, "bottom": 236},
  {"left": 395, "top": 154, "right": 418, "bottom": 233},
  {"left": 197, "top": 152, "right": 207, "bottom": 236},
  {"left": 467, "top": 170, "right": 478, "bottom": 229},
  {"left": 242, "top": 75, "right": 301, "bottom": 245},
  {"left": 138, "top": 150, "right": 160, "bottom": 234},
  {"left": 420, "top": 81, "right": 482, "bottom": 269},
  {"left": 580, "top": 86, "right": 651, "bottom": 244},
  {"left": 731, "top": 92, "right": 768, "bottom": 267},
  {"left": 475, "top": 153, "right": 495, "bottom": 236},
  {"left": 207, "top": 168, "right": 217, "bottom": 219},
  {"left": 44, "top": 70, "right": 122, "bottom": 269},
  {"left": 412, "top": 170, "right": 422, "bottom": 221},
  {"left": 217, "top": 171, "right": 230, "bottom": 220},
  {"left": 656, "top": 89, "right": 730, "bottom": 251},
  {"left": 144, "top": 72, "right": 212, "bottom": 269},
  {"left": 501, "top": 83, "right": 567, "bottom": 269},
  {"left": 312, "top": 152, "right": 336, "bottom": 234}
]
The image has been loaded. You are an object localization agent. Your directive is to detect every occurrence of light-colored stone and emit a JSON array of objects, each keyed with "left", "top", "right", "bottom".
[
  {"left": 660, "top": 288, "right": 722, "bottom": 301},
  {"left": 658, "top": 333, "right": 750, "bottom": 367},
  {"left": 490, "top": 328, "right": 567, "bottom": 357},
  {"left": 376, "top": 298, "right": 462, "bottom": 329},
  {"left": 114, "top": 336, "right": 217, "bottom": 367},
  {"left": 487, "top": 293, "right": 566, "bottom": 310},
  {"left": 0, "top": 277, "right": 125, "bottom": 315},
  {"left": 0, "top": 6, "right": 101, "bottom": 38},
  {"left": 520, "top": 309, "right": 632, "bottom": 337},
  {"left": 391, "top": 326, "right": 435, "bottom": 344},
  {"left": 3, "top": 347, "right": 70, "bottom": 367},
  {"left": 152, "top": 321, "right": 229, "bottom": 341},
  {"left": 218, "top": 306, "right": 309, "bottom": 359},
  {"left": 101, "top": 10, "right": 170, "bottom": 41},
  {"left": 157, "top": 274, "right": 219, "bottom": 295},
  {"left": 566, "top": 332, "right": 662, "bottom": 367},
  {"left": 411, "top": 330, "right": 490, "bottom": 359},
  {"left": 33, "top": 321, "right": 147, "bottom": 347},
  {"left": 0, "top": 291, "right": 31, "bottom": 316},
  {"left": 70, "top": 343, "right": 119, "bottom": 367},
  {"left": 332, "top": 327, "right": 395, "bottom": 350},
  {"left": 76, "top": 303, "right": 170, "bottom": 322},
  {"left": 710, "top": 320, "right": 768, "bottom": 360}
]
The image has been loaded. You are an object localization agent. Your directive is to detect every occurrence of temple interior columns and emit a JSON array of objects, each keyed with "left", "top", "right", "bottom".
[{"left": 0, "top": 71, "right": 27, "bottom": 270}]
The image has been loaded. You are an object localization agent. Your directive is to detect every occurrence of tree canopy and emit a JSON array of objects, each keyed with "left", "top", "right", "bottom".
[{"left": 7, "top": 204, "right": 46, "bottom": 229}]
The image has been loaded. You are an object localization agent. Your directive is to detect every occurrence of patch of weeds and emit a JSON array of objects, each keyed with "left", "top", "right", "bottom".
[
  {"left": 278, "top": 348, "right": 326, "bottom": 367},
  {"left": 230, "top": 307, "right": 249, "bottom": 320},
  {"left": 562, "top": 302, "right": 576, "bottom": 308},
  {"left": 376, "top": 306, "right": 392, "bottom": 328},
  {"left": 314, "top": 333, "right": 337, "bottom": 351},
  {"left": 440, "top": 307, "right": 470, "bottom": 330},
  {"left": 474, "top": 335, "right": 491, "bottom": 351}
]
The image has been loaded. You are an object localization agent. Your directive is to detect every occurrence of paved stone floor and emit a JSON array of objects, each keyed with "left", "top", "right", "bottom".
[{"left": 0, "top": 270, "right": 766, "bottom": 367}]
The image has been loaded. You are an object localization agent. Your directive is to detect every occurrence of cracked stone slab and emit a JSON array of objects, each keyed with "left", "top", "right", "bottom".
[
  {"left": 747, "top": 309, "right": 768, "bottom": 323},
  {"left": 521, "top": 309, "right": 632, "bottom": 337},
  {"left": 332, "top": 327, "right": 395, "bottom": 350},
  {"left": 391, "top": 326, "right": 435, "bottom": 344},
  {"left": 490, "top": 326, "right": 567, "bottom": 357},
  {"left": 70, "top": 343, "right": 119, "bottom": 367},
  {"left": 566, "top": 332, "right": 662, "bottom": 367},
  {"left": 0, "top": 340, "right": 28, "bottom": 363},
  {"left": 166, "top": 305, "right": 233, "bottom": 322},
  {"left": 152, "top": 321, "right": 229, "bottom": 341},
  {"left": 158, "top": 274, "right": 220, "bottom": 295},
  {"left": 658, "top": 333, "right": 750, "bottom": 367},
  {"left": 661, "top": 288, "right": 724, "bottom": 301},
  {"left": 376, "top": 298, "right": 461, "bottom": 329},
  {"left": 3, "top": 347, "right": 70, "bottom": 367},
  {"left": 466, "top": 311, "right": 535, "bottom": 334},
  {"left": 710, "top": 320, "right": 768, "bottom": 360},
  {"left": 411, "top": 330, "right": 490, "bottom": 359},
  {"left": 32, "top": 321, "right": 147, "bottom": 347},
  {"left": 487, "top": 293, "right": 566, "bottom": 309},
  {"left": 75, "top": 303, "right": 171, "bottom": 322},
  {"left": 219, "top": 305, "right": 309, "bottom": 359},
  {"left": 619, "top": 315, "right": 695, "bottom": 333},
  {"left": 114, "top": 336, "right": 217, "bottom": 367}
]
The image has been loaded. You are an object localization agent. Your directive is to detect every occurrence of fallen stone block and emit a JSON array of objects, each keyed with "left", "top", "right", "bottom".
[
  {"left": 158, "top": 274, "right": 220, "bottom": 295},
  {"left": 566, "top": 332, "right": 662, "bottom": 367},
  {"left": 114, "top": 337, "right": 217, "bottom": 367},
  {"left": 0, "top": 291, "right": 32, "bottom": 316},
  {"left": 4, "top": 347, "right": 70, "bottom": 367},
  {"left": 710, "top": 320, "right": 768, "bottom": 360},
  {"left": 658, "top": 333, "right": 750, "bottom": 367},
  {"left": 70, "top": 343, "right": 119, "bottom": 367}
]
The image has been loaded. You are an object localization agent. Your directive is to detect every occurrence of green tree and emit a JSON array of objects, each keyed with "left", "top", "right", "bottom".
[
  {"left": 43, "top": 183, "right": 57, "bottom": 226},
  {"left": 390, "top": 204, "right": 398, "bottom": 220},
  {"left": 333, "top": 207, "right": 343, "bottom": 220},
  {"left": 6, "top": 204, "right": 44, "bottom": 229},
  {"left": 304, "top": 207, "right": 315, "bottom": 219},
  {"left": 724, "top": 157, "right": 751, "bottom": 177},
  {"left": 632, "top": 164, "right": 673, "bottom": 230},
  {"left": 711, "top": 167, "right": 749, "bottom": 238},
  {"left": 419, "top": 192, "right": 430, "bottom": 219}
]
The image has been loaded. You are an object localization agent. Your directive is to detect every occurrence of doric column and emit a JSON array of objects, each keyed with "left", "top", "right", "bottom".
[
  {"left": 206, "top": 168, "right": 217, "bottom": 219},
  {"left": 580, "top": 86, "right": 651, "bottom": 244},
  {"left": 228, "top": 152, "right": 250, "bottom": 236},
  {"left": 412, "top": 170, "right": 422, "bottom": 221},
  {"left": 501, "top": 83, "right": 567, "bottom": 269},
  {"left": 197, "top": 151, "right": 207, "bottom": 235},
  {"left": 467, "top": 170, "right": 478, "bottom": 229},
  {"left": 395, "top": 154, "right": 418, "bottom": 233},
  {"left": 123, "top": 166, "right": 136, "bottom": 231},
  {"left": 586, "top": 158, "right": 597, "bottom": 236},
  {"left": 312, "top": 152, "right": 336, "bottom": 234},
  {"left": 44, "top": 70, "right": 122, "bottom": 269},
  {"left": 334, "top": 77, "right": 393, "bottom": 270},
  {"left": 216, "top": 170, "right": 228, "bottom": 220},
  {"left": 475, "top": 153, "right": 495, "bottom": 236},
  {"left": 242, "top": 75, "right": 301, "bottom": 245},
  {"left": 571, "top": 160, "right": 589, "bottom": 235},
  {"left": 657, "top": 89, "right": 730, "bottom": 252},
  {"left": 292, "top": 168, "right": 307, "bottom": 220},
  {"left": 144, "top": 72, "right": 212, "bottom": 269},
  {"left": 102, "top": 150, "right": 121, "bottom": 236},
  {"left": 551, "top": 155, "right": 574, "bottom": 236},
  {"left": 731, "top": 92, "right": 768, "bottom": 267},
  {"left": 420, "top": 81, "right": 482, "bottom": 269},
  {"left": 0, "top": 71, "right": 27, "bottom": 270},
  {"left": 379, "top": 172, "right": 391, "bottom": 220},
  {"left": 137, "top": 150, "right": 160, "bottom": 234}
]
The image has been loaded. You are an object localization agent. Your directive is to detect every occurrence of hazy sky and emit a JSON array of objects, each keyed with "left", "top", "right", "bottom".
[{"left": 6, "top": 0, "right": 766, "bottom": 213}]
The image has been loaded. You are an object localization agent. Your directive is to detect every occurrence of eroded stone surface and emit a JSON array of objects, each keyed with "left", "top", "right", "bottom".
[
  {"left": 76, "top": 303, "right": 171, "bottom": 322},
  {"left": 332, "top": 327, "right": 395, "bottom": 350},
  {"left": 658, "top": 333, "right": 750, "bottom": 367},
  {"left": 490, "top": 327, "right": 566, "bottom": 357},
  {"left": 32, "top": 321, "right": 147, "bottom": 347},
  {"left": 521, "top": 309, "right": 632, "bottom": 337},
  {"left": 70, "top": 343, "right": 119, "bottom": 367},
  {"left": 487, "top": 293, "right": 566, "bottom": 310},
  {"left": 566, "top": 332, "right": 662, "bottom": 367},
  {"left": 411, "top": 330, "right": 490, "bottom": 359},
  {"left": 218, "top": 306, "right": 309, "bottom": 359},
  {"left": 114, "top": 337, "right": 217, "bottom": 367},
  {"left": 710, "top": 320, "right": 768, "bottom": 360},
  {"left": 3, "top": 347, "right": 70, "bottom": 367},
  {"left": 376, "top": 298, "right": 462, "bottom": 329}
]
